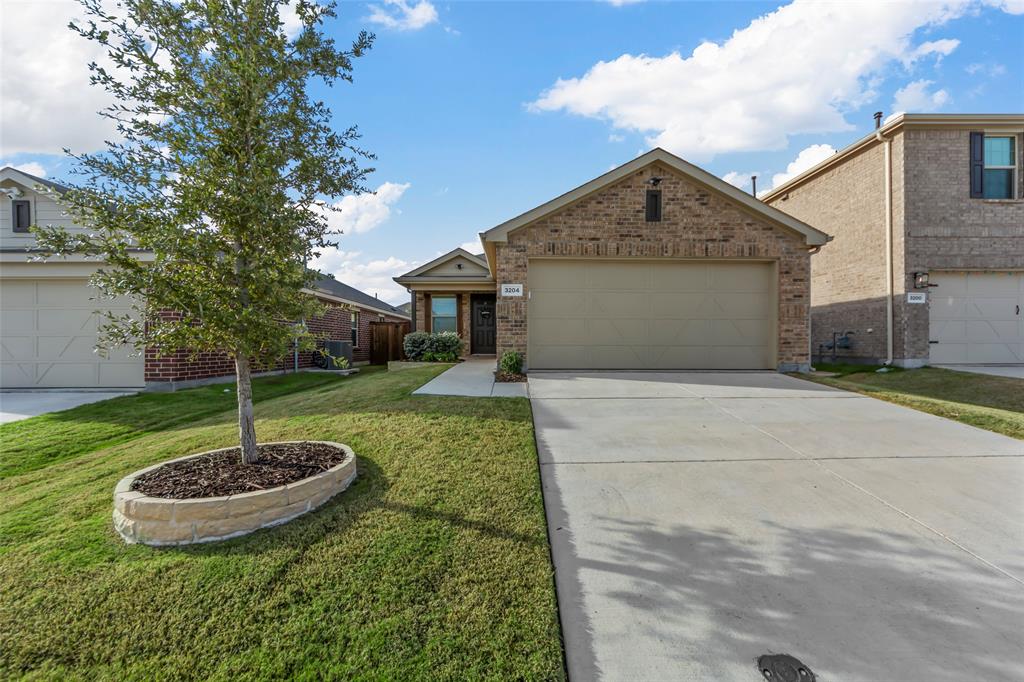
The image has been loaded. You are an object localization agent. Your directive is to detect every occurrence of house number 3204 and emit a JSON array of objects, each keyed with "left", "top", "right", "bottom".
[{"left": 501, "top": 283, "right": 524, "bottom": 297}]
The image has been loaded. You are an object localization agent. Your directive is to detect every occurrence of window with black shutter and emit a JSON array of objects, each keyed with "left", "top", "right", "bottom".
[
  {"left": 12, "top": 200, "right": 31, "bottom": 233},
  {"left": 971, "top": 131, "right": 1018, "bottom": 199},
  {"left": 645, "top": 190, "right": 662, "bottom": 222}
]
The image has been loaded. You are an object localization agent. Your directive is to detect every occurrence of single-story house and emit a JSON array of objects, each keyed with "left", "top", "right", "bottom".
[
  {"left": 762, "top": 113, "right": 1024, "bottom": 367},
  {"left": 0, "top": 166, "right": 408, "bottom": 390},
  {"left": 396, "top": 148, "right": 830, "bottom": 371}
]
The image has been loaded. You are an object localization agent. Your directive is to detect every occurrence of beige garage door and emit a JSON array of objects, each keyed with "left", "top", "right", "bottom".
[
  {"left": 527, "top": 260, "right": 776, "bottom": 370},
  {"left": 1, "top": 279, "right": 145, "bottom": 388},
  {"left": 929, "top": 271, "right": 1023, "bottom": 364}
]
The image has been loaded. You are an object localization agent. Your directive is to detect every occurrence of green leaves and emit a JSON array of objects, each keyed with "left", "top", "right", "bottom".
[{"left": 40, "top": 0, "right": 375, "bottom": 368}]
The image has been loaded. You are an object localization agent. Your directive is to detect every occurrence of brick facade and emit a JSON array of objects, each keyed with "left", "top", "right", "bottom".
[
  {"left": 768, "top": 125, "right": 1024, "bottom": 365},
  {"left": 145, "top": 299, "right": 407, "bottom": 384},
  {"left": 495, "top": 161, "right": 813, "bottom": 369},
  {"left": 412, "top": 290, "right": 492, "bottom": 358}
]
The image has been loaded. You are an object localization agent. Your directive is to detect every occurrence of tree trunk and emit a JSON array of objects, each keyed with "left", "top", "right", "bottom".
[{"left": 235, "top": 353, "right": 259, "bottom": 464}]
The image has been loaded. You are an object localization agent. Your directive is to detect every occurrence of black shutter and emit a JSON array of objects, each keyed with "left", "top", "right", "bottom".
[
  {"left": 969, "top": 131, "right": 984, "bottom": 198},
  {"left": 645, "top": 190, "right": 662, "bottom": 222},
  {"left": 12, "top": 200, "right": 31, "bottom": 232}
]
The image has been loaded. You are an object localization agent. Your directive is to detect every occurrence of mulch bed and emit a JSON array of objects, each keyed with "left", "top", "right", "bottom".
[
  {"left": 132, "top": 442, "right": 348, "bottom": 499},
  {"left": 494, "top": 371, "right": 527, "bottom": 383}
]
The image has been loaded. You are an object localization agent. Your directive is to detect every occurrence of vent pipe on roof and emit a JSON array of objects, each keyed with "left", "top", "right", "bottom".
[
  {"left": 874, "top": 111, "right": 883, "bottom": 129},
  {"left": 751, "top": 175, "right": 757, "bottom": 197}
]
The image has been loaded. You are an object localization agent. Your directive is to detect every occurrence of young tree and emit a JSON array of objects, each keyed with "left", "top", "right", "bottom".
[{"left": 33, "top": 0, "right": 373, "bottom": 464}]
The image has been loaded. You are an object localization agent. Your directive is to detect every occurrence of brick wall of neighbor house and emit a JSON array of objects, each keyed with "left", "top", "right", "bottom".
[
  {"left": 766, "top": 134, "right": 905, "bottom": 363},
  {"left": 495, "top": 162, "right": 813, "bottom": 369},
  {"left": 770, "top": 127, "right": 1024, "bottom": 365},
  {"left": 145, "top": 301, "right": 405, "bottom": 383},
  {"left": 900, "top": 129, "right": 1024, "bottom": 359}
]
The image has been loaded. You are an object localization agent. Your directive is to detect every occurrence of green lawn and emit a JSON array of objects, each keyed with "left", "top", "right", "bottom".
[
  {"left": 802, "top": 364, "right": 1024, "bottom": 440},
  {"left": 0, "top": 366, "right": 564, "bottom": 680},
  {"left": 0, "top": 371, "right": 354, "bottom": 478}
]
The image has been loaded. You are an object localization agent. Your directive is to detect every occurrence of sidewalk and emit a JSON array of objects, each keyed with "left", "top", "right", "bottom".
[{"left": 412, "top": 357, "right": 528, "bottom": 398}]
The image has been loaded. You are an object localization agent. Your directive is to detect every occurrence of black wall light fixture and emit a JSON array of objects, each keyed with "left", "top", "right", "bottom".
[{"left": 913, "top": 272, "right": 938, "bottom": 289}]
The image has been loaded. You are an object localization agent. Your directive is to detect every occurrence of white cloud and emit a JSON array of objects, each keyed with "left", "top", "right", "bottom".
[
  {"left": 0, "top": 161, "right": 47, "bottom": 177},
  {"left": 366, "top": 0, "right": 439, "bottom": 31},
  {"left": 309, "top": 249, "right": 416, "bottom": 304},
  {"left": 458, "top": 239, "right": 482, "bottom": 254},
  {"left": 771, "top": 143, "right": 837, "bottom": 189},
  {"left": 531, "top": 0, "right": 1016, "bottom": 161},
  {"left": 0, "top": 1, "right": 318, "bottom": 157},
  {"left": 317, "top": 182, "right": 410, "bottom": 235},
  {"left": 608, "top": 133, "right": 625, "bottom": 143},
  {"left": 891, "top": 79, "right": 950, "bottom": 113},
  {"left": 604, "top": 0, "right": 646, "bottom": 6},
  {"left": 722, "top": 171, "right": 760, "bottom": 192},
  {"left": 965, "top": 62, "right": 1007, "bottom": 76}
]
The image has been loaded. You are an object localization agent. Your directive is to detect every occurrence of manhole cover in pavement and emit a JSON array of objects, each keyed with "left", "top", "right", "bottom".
[{"left": 757, "top": 653, "right": 816, "bottom": 682}]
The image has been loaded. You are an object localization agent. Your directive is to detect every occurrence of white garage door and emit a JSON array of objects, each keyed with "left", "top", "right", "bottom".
[
  {"left": 929, "top": 271, "right": 1024, "bottom": 364},
  {"left": 1, "top": 279, "right": 145, "bottom": 388},
  {"left": 528, "top": 260, "right": 776, "bottom": 370}
]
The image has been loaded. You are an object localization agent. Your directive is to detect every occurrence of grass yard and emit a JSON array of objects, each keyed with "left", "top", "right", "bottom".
[
  {"left": 0, "top": 366, "right": 565, "bottom": 680},
  {"left": 802, "top": 364, "right": 1024, "bottom": 440},
  {"left": 1, "top": 371, "right": 353, "bottom": 478}
]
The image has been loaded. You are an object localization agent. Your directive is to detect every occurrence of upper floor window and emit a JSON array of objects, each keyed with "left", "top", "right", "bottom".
[
  {"left": 12, "top": 200, "right": 31, "bottom": 233},
  {"left": 645, "top": 190, "right": 662, "bottom": 222},
  {"left": 971, "top": 132, "right": 1017, "bottom": 199},
  {"left": 983, "top": 136, "right": 1016, "bottom": 199},
  {"left": 431, "top": 296, "right": 457, "bottom": 333}
]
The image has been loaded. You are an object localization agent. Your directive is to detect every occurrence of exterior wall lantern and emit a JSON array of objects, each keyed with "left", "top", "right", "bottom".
[{"left": 913, "top": 272, "right": 937, "bottom": 289}]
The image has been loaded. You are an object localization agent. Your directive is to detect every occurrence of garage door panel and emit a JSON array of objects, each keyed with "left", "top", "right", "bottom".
[
  {"left": 930, "top": 272, "right": 1023, "bottom": 365},
  {"left": 588, "top": 318, "right": 648, "bottom": 345},
  {"left": 0, "top": 279, "right": 144, "bottom": 388},
  {"left": 528, "top": 260, "right": 775, "bottom": 370},
  {"left": 650, "top": 264, "right": 707, "bottom": 290},
  {"left": 531, "top": 291, "right": 586, "bottom": 318},
  {"left": 707, "top": 263, "right": 773, "bottom": 292},
  {"left": 587, "top": 292, "right": 651, "bottom": 318}
]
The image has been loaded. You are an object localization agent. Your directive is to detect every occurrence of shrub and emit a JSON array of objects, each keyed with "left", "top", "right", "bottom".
[
  {"left": 403, "top": 331, "right": 431, "bottom": 360},
  {"left": 428, "top": 331, "right": 463, "bottom": 357},
  {"left": 499, "top": 350, "right": 523, "bottom": 375}
]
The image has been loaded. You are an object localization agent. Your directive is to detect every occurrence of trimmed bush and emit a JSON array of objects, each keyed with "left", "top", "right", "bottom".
[
  {"left": 499, "top": 350, "right": 523, "bottom": 375},
  {"left": 403, "top": 331, "right": 463, "bottom": 362},
  {"left": 403, "top": 331, "right": 431, "bottom": 360}
]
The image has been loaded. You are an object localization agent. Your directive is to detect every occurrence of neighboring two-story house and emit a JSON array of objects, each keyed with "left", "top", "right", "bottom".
[
  {"left": 763, "top": 113, "right": 1024, "bottom": 367},
  {"left": 0, "top": 166, "right": 408, "bottom": 390}
]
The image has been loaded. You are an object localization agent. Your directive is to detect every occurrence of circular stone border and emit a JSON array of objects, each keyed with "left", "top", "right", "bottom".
[{"left": 112, "top": 441, "right": 356, "bottom": 546}]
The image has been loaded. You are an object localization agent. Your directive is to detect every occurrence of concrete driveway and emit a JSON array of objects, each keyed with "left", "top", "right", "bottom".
[
  {"left": 531, "top": 371, "right": 1024, "bottom": 682},
  {"left": 0, "top": 391, "right": 136, "bottom": 424}
]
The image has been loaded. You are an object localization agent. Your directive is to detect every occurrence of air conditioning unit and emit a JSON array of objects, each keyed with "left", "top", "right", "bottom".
[{"left": 324, "top": 340, "right": 353, "bottom": 369}]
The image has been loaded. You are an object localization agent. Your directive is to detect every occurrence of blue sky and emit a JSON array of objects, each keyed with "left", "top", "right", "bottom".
[{"left": 2, "top": 0, "right": 1022, "bottom": 303}]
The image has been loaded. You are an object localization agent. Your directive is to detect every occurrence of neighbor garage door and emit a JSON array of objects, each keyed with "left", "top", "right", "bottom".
[
  {"left": 929, "top": 271, "right": 1024, "bottom": 364},
  {"left": 527, "top": 260, "right": 775, "bottom": 370},
  {"left": 0, "top": 279, "right": 145, "bottom": 388}
]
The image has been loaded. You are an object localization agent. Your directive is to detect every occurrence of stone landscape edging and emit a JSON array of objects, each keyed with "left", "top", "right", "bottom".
[{"left": 112, "top": 440, "right": 357, "bottom": 546}]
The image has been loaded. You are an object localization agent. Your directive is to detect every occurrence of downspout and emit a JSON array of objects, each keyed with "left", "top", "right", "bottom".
[{"left": 875, "top": 126, "right": 894, "bottom": 366}]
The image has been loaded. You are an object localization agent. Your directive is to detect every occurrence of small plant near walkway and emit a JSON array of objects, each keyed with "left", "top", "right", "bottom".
[
  {"left": 496, "top": 350, "right": 526, "bottom": 382},
  {"left": 801, "top": 365, "right": 1024, "bottom": 440},
  {"left": 403, "top": 330, "right": 464, "bottom": 362}
]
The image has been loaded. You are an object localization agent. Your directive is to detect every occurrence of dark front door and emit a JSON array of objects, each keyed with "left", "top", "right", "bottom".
[{"left": 471, "top": 294, "right": 496, "bottom": 354}]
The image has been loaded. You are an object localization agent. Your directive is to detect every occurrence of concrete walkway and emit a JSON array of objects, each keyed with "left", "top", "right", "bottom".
[
  {"left": 412, "top": 357, "right": 528, "bottom": 397},
  {"left": 0, "top": 391, "right": 137, "bottom": 424},
  {"left": 533, "top": 371, "right": 1024, "bottom": 682},
  {"left": 935, "top": 364, "right": 1024, "bottom": 379}
]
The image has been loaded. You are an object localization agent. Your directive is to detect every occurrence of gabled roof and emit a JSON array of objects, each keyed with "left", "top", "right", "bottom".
[
  {"left": 394, "top": 247, "right": 493, "bottom": 283},
  {"left": 761, "top": 113, "right": 1024, "bottom": 202},
  {"left": 479, "top": 149, "right": 830, "bottom": 261},
  {"left": 0, "top": 167, "right": 71, "bottom": 194},
  {"left": 310, "top": 274, "right": 410, "bottom": 319}
]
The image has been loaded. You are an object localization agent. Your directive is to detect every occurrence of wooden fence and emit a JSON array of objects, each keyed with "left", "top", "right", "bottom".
[{"left": 369, "top": 321, "right": 409, "bottom": 364}]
